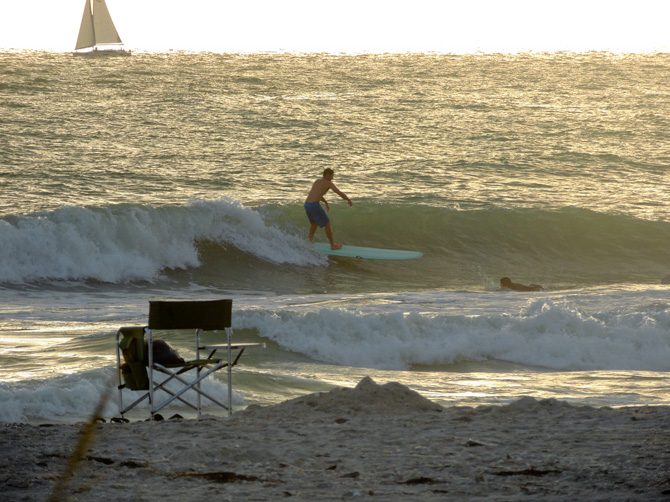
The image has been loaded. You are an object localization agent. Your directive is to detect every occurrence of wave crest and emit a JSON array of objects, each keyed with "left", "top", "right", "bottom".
[{"left": 0, "top": 198, "right": 322, "bottom": 283}]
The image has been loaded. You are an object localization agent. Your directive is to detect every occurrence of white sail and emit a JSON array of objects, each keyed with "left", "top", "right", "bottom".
[
  {"left": 74, "top": 0, "right": 124, "bottom": 51},
  {"left": 75, "top": 0, "right": 95, "bottom": 50},
  {"left": 92, "top": 0, "right": 122, "bottom": 45}
]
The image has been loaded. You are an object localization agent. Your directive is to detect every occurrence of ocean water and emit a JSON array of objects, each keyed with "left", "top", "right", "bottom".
[{"left": 1, "top": 51, "right": 669, "bottom": 423}]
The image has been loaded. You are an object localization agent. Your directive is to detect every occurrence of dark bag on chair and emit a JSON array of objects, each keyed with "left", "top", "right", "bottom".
[{"left": 143, "top": 339, "right": 185, "bottom": 365}]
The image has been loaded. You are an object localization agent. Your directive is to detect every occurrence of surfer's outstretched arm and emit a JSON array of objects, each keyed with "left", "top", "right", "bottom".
[{"left": 330, "top": 183, "right": 353, "bottom": 206}]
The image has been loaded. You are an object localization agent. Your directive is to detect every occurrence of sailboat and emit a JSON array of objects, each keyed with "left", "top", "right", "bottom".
[{"left": 74, "top": 0, "right": 129, "bottom": 54}]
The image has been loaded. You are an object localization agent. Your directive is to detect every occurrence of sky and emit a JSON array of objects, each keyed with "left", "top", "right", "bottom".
[{"left": 0, "top": 0, "right": 669, "bottom": 53}]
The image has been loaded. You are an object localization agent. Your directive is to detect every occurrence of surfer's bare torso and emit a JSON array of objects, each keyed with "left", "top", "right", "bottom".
[{"left": 305, "top": 176, "right": 348, "bottom": 203}]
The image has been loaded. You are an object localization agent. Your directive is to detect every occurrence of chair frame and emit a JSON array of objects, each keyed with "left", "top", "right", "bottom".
[{"left": 115, "top": 299, "right": 264, "bottom": 420}]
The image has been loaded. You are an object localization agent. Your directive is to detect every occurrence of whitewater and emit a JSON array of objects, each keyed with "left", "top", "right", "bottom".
[{"left": 0, "top": 51, "right": 669, "bottom": 423}]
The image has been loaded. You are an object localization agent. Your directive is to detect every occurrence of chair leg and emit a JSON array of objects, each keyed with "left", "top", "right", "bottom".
[
  {"left": 227, "top": 328, "right": 233, "bottom": 416},
  {"left": 120, "top": 392, "right": 151, "bottom": 416},
  {"left": 196, "top": 328, "right": 202, "bottom": 418},
  {"left": 151, "top": 361, "right": 229, "bottom": 415},
  {"left": 147, "top": 329, "right": 155, "bottom": 418},
  {"left": 115, "top": 330, "right": 124, "bottom": 416}
]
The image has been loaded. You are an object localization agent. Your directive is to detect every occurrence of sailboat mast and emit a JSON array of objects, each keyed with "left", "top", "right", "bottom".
[{"left": 90, "top": 0, "right": 97, "bottom": 45}]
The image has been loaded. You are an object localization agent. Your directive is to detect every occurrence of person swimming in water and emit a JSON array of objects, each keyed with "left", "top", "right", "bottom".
[{"left": 500, "top": 277, "right": 543, "bottom": 292}]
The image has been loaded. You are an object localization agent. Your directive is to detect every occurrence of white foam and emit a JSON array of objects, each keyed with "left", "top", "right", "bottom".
[
  {"left": 0, "top": 367, "right": 242, "bottom": 423},
  {"left": 0, "top": 197, "right": 324, "bottom": 283},
  {"left": 235, "top": 294, "right": 670, "bottom": 372}
]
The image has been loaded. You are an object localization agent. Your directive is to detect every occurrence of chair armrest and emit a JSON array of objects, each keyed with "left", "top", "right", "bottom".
[{"left": 200, "top": 343, "right": 266, "bottom": 350}]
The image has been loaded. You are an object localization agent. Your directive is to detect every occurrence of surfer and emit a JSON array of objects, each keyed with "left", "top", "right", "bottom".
[
  {"left": 500, "top": 277, "right": 543, "bottom": 292},
  {"left": 305, "top": 168, "right": 353, "bottom": 250}
]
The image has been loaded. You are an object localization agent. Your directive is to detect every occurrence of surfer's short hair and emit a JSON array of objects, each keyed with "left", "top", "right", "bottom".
[{"left": 323, "top": 168, "right": 334, "bottom": 177}]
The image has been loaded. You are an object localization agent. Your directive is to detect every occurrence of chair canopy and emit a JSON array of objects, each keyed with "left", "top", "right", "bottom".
[{"left": 149, "top": 299, "right": 232, "bottom": 330}]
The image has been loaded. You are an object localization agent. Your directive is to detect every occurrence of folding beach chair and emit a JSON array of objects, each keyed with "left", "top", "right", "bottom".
[{"left": 115, "top": 299, "right": 264, "bottom": 420}]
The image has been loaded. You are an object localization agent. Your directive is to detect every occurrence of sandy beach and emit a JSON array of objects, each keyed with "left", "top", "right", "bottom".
[{"left": 2, "top": 377, "right": 669, "bottom": 501}]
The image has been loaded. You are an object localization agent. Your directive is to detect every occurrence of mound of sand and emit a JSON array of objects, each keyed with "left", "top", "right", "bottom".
[{"left": 240, "top": 376, "right": 443, "bottom": 420}]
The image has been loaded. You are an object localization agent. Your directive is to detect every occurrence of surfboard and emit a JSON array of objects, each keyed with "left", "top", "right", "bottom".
[{"left": 313, "top": 243, "right": 423, "bottom": 260}]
